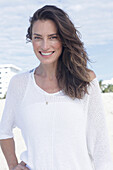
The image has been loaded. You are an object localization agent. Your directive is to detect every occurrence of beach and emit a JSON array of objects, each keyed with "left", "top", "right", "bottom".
[{"left": 0, "top": 93, "right": 113, "bottom": 169}]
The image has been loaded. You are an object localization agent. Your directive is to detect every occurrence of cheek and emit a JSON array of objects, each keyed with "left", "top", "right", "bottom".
[
  {"left": 32, "top": 41, "right": 40, "bottom": 49},
  {"left": 52, "top": 41, "right": 62, "bottom": 50}
]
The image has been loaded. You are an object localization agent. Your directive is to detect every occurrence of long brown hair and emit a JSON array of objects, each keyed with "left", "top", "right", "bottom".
[{"left": 26, "top": 5, "right": 91, "bottom": 99}]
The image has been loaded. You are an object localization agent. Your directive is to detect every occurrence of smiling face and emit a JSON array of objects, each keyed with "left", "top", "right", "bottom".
[{"left": 32, "top": 19, "right": 62, "bottom": 65}]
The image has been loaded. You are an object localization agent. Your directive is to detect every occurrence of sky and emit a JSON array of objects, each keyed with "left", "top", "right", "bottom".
[{"left": 0, "top": 0, "right": 113, "bottom": 80}]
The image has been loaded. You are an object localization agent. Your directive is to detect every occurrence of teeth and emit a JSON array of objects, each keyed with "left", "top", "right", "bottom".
[{"left": 41, "top": 52, "right": 53, "bottom": 56}]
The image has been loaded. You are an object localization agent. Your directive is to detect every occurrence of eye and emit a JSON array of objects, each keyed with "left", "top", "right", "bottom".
[
  {"left": 50, "top": 36, "right": 58, "bottom": 39},
  {"left": 34, "top": 37, "right": 42, "bottom": 40}
]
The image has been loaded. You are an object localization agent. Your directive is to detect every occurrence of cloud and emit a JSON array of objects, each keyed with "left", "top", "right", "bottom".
[
  {"left": 0, "top": 0, "right": 113, "bottom": 78},
  {"left": 62, "top": 1, "right": 113, "bottom": 46}
]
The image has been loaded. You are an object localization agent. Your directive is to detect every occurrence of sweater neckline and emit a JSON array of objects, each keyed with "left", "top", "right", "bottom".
[
  {"left": 31, "top": 67, "right": 63, "bottom": 96},
  {"left": 30, "top": 67, "right": 97, "bottom": 96}
]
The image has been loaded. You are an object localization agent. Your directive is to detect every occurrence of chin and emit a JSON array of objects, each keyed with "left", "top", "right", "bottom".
[{"left": 39, "top": 58, "right": 59, "bottom": 65}]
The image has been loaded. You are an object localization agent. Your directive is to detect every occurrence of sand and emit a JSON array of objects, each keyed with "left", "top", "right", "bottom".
[{"left": 0, "top": 93, "right": 113, "bottom": 169}]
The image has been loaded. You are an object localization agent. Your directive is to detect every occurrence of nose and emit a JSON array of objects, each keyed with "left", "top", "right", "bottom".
[{"left": 41, "top": 39, "right": 50, "bottom": 51}]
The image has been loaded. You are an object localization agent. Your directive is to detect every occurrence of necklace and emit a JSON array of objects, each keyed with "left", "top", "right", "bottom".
[
  {"left": 44, "top": 93, "right": 49, "bottom": 105},
  {"left": 46, "top": 101, "right": 48, "bottom": 105}
]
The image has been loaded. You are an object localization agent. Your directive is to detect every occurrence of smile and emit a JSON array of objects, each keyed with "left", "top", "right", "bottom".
[{"left": 40, "top": 51, "right": 54, "bottom": 56}]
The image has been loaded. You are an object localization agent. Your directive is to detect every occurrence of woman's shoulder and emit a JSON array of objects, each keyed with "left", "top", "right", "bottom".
[
  {"left": 88, "top": 70, "right": 96, "bottom": 82},
  {"left": 9, "top": 69, "right": 33, "bottom": 87},
  {"left": 11, "top": 70, "right": 29, "bottom": 82},
  {"left": 7, "top": 69, "right": 33, "bottom": 95},
  {"left": 87, "top": 70, "right": 101, "bottom": 95}
]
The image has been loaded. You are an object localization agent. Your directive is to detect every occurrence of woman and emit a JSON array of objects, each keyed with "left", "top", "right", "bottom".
[{"left": 0, "top": 5, "right": 113, "bottom": 170}]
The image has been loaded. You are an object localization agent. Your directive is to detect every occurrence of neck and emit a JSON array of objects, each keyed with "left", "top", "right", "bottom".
[{"left": 35, "top": 63, "right": 57, "bottom": 80}]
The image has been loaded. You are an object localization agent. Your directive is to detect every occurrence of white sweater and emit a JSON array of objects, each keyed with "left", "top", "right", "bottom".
[{"left": 0, "top": 68, "right": 113, "bottom": 170}]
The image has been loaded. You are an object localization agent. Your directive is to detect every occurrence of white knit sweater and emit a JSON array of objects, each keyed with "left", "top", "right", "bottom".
[{"left": 0, "top": 68, "right": 113, "bottom": 170}]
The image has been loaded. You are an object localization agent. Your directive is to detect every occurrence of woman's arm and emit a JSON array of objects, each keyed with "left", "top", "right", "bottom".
[
  {"left": 0, "top": 138, "right": 29, "bottom": 170},
  {"left": 86, "top": 77, "right": 113, "bottom": 170},
  {"left": 0, "top": 138, "right": 18, "bottom": 169},
  {"left": 0, "top": 74, "right": 30, "bottom": 169}
]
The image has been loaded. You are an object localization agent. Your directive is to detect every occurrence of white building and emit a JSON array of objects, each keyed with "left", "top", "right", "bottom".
[{"left": 0, "top": 64, "right": 21, "bottom": 98}]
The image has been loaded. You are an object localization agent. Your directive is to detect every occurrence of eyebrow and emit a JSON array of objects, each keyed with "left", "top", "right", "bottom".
[{"left": 33, "top": 33, "right": 58, "bottom": 37}]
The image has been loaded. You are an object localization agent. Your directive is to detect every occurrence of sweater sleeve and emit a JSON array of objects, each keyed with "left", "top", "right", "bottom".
[
  {"left": 86, "top": 78, "right": 113, "bottom": 170},
  {"left": 0, "top": 76, "right": 17, "bottom": 139}
]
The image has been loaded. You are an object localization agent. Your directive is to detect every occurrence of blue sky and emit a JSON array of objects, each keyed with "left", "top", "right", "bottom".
[{"left": 0, "top": 0, "right": 113, "bottom": 80}]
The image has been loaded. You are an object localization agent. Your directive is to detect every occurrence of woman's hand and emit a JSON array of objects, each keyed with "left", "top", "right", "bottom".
[{"left": 11, "top": 161, "right": 29, "bottom": 170}]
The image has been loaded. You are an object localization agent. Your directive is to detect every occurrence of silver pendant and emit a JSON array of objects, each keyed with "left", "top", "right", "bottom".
[{"left": 46, "top": 101, "right": 48, "bottom": 105}]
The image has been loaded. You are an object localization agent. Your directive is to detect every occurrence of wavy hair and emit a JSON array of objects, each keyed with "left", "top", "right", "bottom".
[{"left": 26, "top": 5, "right": 91, "bottom": 99}]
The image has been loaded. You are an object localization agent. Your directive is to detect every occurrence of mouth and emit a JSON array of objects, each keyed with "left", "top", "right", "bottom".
[{"left": 39, "top": 51, "right": 55, "bottom": 57}]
